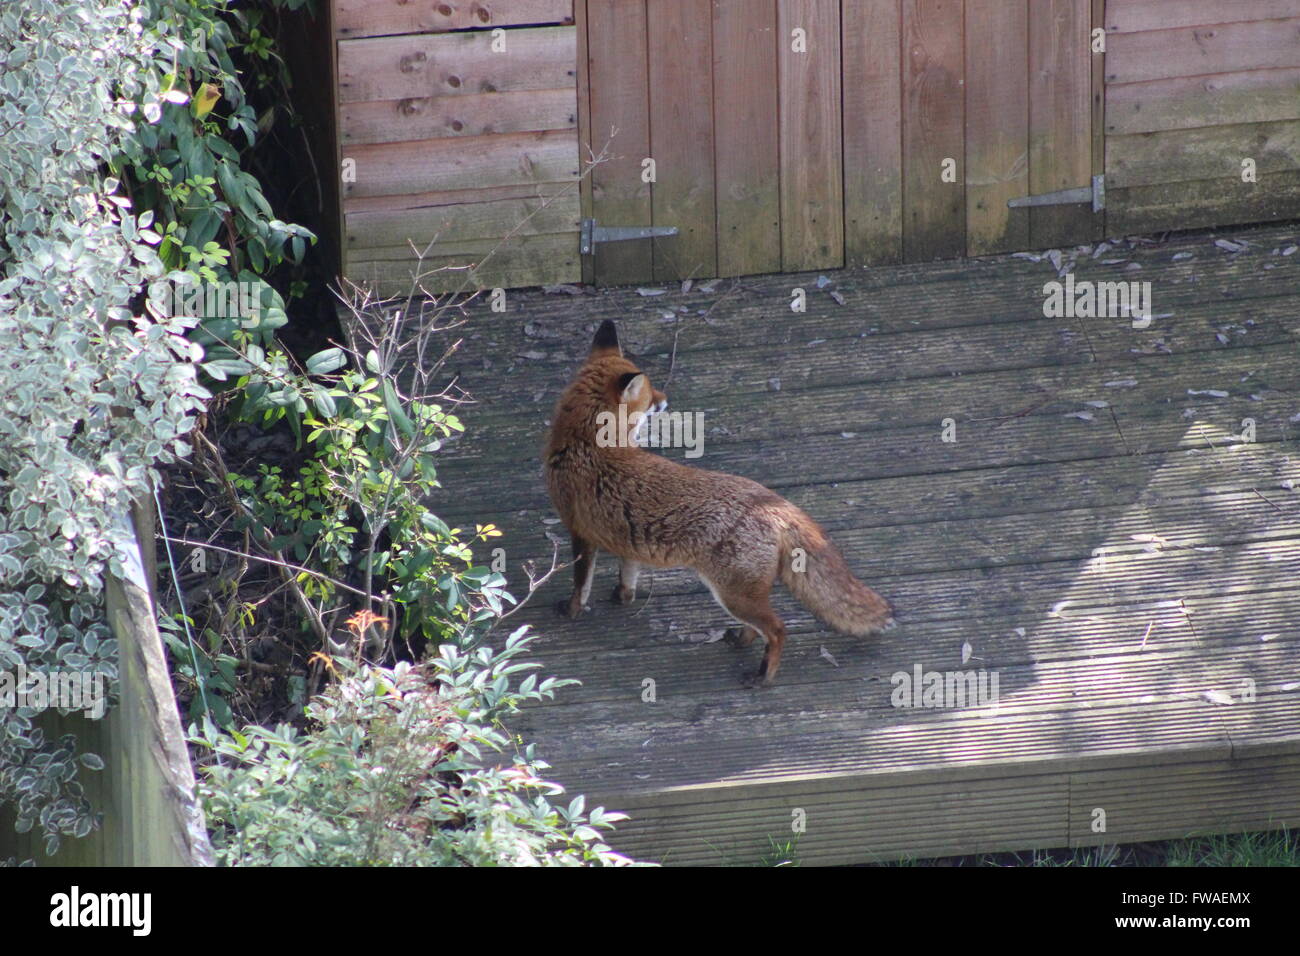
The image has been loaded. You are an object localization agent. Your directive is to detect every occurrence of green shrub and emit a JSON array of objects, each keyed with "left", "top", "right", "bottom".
[
  {"left": 0, "top": 0, "right": 209, "bottom": 856},
  {"left": 194, "top": 638, "right": 631, "bottom": 866}
]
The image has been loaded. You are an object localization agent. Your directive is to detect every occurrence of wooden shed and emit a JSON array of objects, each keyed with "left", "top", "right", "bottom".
[{"left": 323, "top": 1, "right": 1300, "bottom": 294}]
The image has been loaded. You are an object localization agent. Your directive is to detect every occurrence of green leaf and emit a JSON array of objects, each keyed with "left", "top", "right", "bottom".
[{"left": 306, "top": 348, "right": 346, "bottom": 375}]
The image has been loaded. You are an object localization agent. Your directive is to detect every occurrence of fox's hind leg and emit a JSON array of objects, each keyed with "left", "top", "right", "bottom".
[
  {"left": 557, "top": 532, "right": 597, "bottom": 618},
  {"left": 698, "top": 573, "right": 787, "bottom": 687},
  {"left": 723, "top": 625, "right": 759, "bottom": 647},
  {"left": 611, "top": 558, "right": 641, "bottom": 605}
]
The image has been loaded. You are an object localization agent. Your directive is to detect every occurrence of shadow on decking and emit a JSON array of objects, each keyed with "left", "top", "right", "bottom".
[{"left": 403, "top": 223, "right": 1300, "bottom": 863}]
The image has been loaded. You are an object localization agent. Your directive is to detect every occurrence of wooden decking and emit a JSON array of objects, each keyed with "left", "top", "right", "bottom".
[{"left": 426, "top": 223, "right": 1300, "bottom": 865}]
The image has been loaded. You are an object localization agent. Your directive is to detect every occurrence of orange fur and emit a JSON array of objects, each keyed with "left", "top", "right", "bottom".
[{"left": 544, "top": 320, "right": 894, "bottom": 686}]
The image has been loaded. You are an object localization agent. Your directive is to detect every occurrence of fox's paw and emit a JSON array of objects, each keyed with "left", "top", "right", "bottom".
[
  {"left": 554, "top": 598, "right": 587, "bottom": 619},
  {"left": 741, "top": 670, "right": 774, "bottom": 690},
  {"left": 610, "top": 584, "right": 636, "bottom": 606}
]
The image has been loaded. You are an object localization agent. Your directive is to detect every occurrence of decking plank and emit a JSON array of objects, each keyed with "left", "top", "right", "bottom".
[{"left": 368, "top": 220, "right": 1300, "bottom": 864}]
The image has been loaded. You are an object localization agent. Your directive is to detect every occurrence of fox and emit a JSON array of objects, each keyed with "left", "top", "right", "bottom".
[{"left": 543, "top": 319, "right": 895, "bottom": 687}]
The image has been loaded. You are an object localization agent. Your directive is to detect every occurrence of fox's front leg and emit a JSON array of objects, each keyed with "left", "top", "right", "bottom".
[
  {"left": 611, "top": 558, "right": 641, "bottom": 605},
  {"left": 557, "top": 532, "right": 597, "bottom": 618}
]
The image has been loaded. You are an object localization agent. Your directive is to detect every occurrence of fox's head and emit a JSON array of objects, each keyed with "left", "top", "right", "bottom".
[{"left": 550, "top": 319, "right": 667, "bottom": 451}]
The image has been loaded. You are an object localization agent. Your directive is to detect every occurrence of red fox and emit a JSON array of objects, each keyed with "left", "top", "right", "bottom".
[{"left": 543, "top": 319, "right": 894, "bottom": 686}]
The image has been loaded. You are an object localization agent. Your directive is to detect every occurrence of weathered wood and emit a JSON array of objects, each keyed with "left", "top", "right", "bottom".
[
  {"left": 345, "top": 181, "right": 573, "bottom": 217},
  {"left": 964, "top": 0, "right": 1029, "bottom": 256},
  {"left": 1090, "top": 0, "right": 1106, "bottom": 241},
  {"left": 586, "top": 0, "right": 654, "bottom": 284},
  {"left": 1109, "top": 119, "right": 1300, "bottom": 188},
  {"left": 712, "top": 0, "right": 781, "bottom": 277},
  {"left": 338, "top": 27, "right": 576, "bottom": 105},
  {"left": 901, "top": 0, "right": 965, "bottom": 261},
  {"left": 1107, "top": 17, "right": 1300, "bottom": 84},
  {"left": 1106, "top": 0, "right": 1300, "bottom": 34},
  {"left": 335, "top": 0, "right": 574, "bottom": 38},
  {"left": 1107, "top": 170, "right": 1300, "bottom": 234},
  {"left": 341, "top": 88, "right": 576, "bottom": 146},
  {"left": 341, "top": 129, "right": 579, "bottom": 199},
  {"left": 345, "top": 216, "right": 1300, "bottom": 864},
  {"left": 778, "top": 0, "right": 844, "bottom": 271},
  {"left": 576, "top": 0, "right": 594, "bottom": 284},
  {"left": 348, "top": 233, "right": 579, "bottom": 294},
  {"left": 647, "top": 0, "right": 717, "bottom": 280},
  {"left": 345, "top": 193, "right": 580, "bottom": 250},
  {"left": 842, "top": 0, "right": 903, "bottom": 266},
  {"left": 1029, "top": 0, "right": 1095, "bottom": 249},
  {"left": 1107, "top": 67, "right": 1300, "bottom": 136}
]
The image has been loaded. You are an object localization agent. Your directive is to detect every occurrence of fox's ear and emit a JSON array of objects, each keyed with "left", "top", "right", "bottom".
[
  {"left": 590, "top": 319, "right": 621, "bottom": 357},
  {"left": 617, "top": 371, "right": 647, "bottom": 404}
]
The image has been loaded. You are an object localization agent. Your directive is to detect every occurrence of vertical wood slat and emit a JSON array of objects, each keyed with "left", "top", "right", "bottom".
[
  {"left": 648, "top": 0, "right": 717, "bottom": 280},
  {"left": 712, "top": 0, "right": 781, "bottom": 277},
  {"left": 1029, "top": 0, "right": 1094, "bottom": 249},
  {"left": 843, "top": 0, "right": 903, "bottom": 266},
  {"left": 576, "top": 0, "right": 594, "bottom": 284},
  {"left": 778, "top": 0, "right": 844, "bottom": 272},
  {"left": 964, "top": 0, "right": 1028, "bottom": 256},
  {"left": 901, "top": 0, "right": 965, "bottom": 261},
  {"left": 1091, "top": 0, "right": 1107, "bottom": 241},
  {"left": 587, "top": 0, "right": 653, "bottom": 284}
]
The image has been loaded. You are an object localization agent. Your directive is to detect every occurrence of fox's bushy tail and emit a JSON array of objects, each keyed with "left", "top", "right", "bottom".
[{"left": 778, "top": 507, "right": 894, "bottom": 637}]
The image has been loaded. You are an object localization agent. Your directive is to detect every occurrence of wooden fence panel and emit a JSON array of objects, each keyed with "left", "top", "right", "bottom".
[
  {"left": 335, "top": 0, "right": 574, "bottom": 39},
  {"left": 1105, "top": 7, "right": 1300, "bottom": 235},
  {"left": 586, "top": 0, "right": 654, "bottom": 284},
  {"left": 901, "top": 0, "right": 965, "bottom": 261},
  {"left": 778, "top": 0, "right": 844, "bottom": 272},
  {"left": 843, "top": 0, "right": 903, "bottom": 266},
  {"left": 648, "top": 1, "right": 717, "bottom": 280},
  {"left": 1028, "top": 0, "right": 1094, "bottom": 249},
  {"left": 964, "top": 0, "right": 1029, "bottom": 256},
  {"left": 713, "top": 0, "right": 781, "bottom": 277}
]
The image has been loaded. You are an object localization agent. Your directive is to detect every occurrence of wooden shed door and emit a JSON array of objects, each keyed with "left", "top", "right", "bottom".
[
  {"left": 580, "top": 1, "right": 1103, "bottom": 285},
  {"left": 583, "top": 0, "right": 844, "bottom": 285},
  {"left": 337, "top": 2, "right": 583, "bottom": 294}
]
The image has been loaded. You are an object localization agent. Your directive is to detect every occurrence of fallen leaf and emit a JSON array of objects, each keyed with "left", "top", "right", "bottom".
[{"left": 819, "top": 646, "right": 840, "bottom": 667}]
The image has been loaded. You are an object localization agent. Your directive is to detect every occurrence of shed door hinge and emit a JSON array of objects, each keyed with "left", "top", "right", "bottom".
[
  {"left": 1008, "top": 174, "right": 1105, "bottom": 213},
  {"left": 580, "top": 218, "right": 678, "bottom": 255}
]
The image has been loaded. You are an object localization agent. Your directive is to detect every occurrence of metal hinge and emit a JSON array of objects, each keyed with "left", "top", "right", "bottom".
[
  {"left": 579, "top": 218, "right": 678, "bottom": 255},
  {"left": 1008, "top": 174, "right": 1105, "bottom": 213}
]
